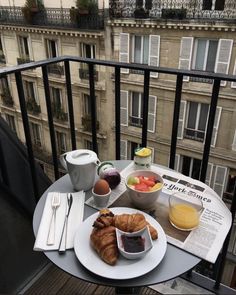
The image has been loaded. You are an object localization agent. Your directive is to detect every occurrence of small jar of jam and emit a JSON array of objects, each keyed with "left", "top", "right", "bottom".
[{"left": 134, "top": 147, "right": 152, "bottom": 169}]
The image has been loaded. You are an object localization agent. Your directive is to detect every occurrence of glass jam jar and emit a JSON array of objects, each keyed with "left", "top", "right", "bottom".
[{"left": 134, "top": 147, "right": 152, "bottom": 169}]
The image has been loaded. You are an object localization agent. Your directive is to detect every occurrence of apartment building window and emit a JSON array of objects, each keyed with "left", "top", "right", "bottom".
[
  {"left": 130, "top": 92, "right": 143, "bottom": 127},
  {"left": 46, "top": 39, "right": 58, "bottom": 58},
  {"left": 179, "top": 38, "right": 233, "bottom": 84},
  {"left": 119, "top": 33, "right": 160, "bottom": 77},
  {"left": 18, "top": 36, "right": 31, "bottom": 64},
  {"left": 0, "top": 37, "right": 5, "bottom": 63},
  {"left": 5, "top": 114, "right": 16, "bottom": 134},
  {"left": 121, "top": 90, "right": 156, "bottom": 133},
  {"left": 56, "top": 131, "right": 67, "bottom": 154},
  {"left": 202, "top": 0, "right": 225, "bottom": 10},
  {"left": 178, "top": 100, "right": 222, "bottom": 147},
  {"left": 30, "top": 122, "right": 41, "bottom": 147},
  {"left": 79, "top": 43, "right": 97, "bottom": 80},
  {"left": 83, "top": 93, "right": 91, "bottom": 115},
  {"left": 175, "top": 155, "right": 227, "bottom": 198},
  {"left": 185, "top": 102, "right": 209, "bottom": 142},
  {"left": 0, "top": 77, "right": 13, "bottom": 106},
  {"left": 223, "top": 170, "right": 236, "bottom": 202}
]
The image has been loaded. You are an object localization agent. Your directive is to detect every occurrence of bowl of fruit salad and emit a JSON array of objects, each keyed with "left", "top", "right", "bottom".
[{"left": 125, "top": 170, "right": 163, "bottom": 209}]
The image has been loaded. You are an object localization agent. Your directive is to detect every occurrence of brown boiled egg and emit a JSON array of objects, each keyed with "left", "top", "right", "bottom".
[{"left": 93, "top": 179, "right": 110, "bottom": 195}]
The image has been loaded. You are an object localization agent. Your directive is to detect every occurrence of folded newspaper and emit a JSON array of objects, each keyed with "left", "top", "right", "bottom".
[{"left": 86, "top": 162, "right": 232, "bottom": 263}]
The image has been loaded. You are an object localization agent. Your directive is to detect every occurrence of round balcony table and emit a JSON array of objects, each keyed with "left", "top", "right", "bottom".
[{"left": 33, "top": 160, "right": 201, "bottom": 294}]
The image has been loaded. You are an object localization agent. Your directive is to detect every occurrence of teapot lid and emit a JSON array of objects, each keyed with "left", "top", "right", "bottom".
[{"left": 66, "top": 149, "right": 98, "bottom": 165}]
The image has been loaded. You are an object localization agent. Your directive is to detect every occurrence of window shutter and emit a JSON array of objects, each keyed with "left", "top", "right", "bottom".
[
  {"left": 174, "top": 154, "right": 180, "bottom": 172},
  {"left": 177, "top": 100, "right": 187, "bottom": 139},
  {"left": 147, "top": 146, "right": 155, "bottom": 162},
  {"left": 147, "top": 95, "right": 157, "bottom": 133},
  {"left": 215, "top": 39, "right": 233, "bottom": 87},
  {"left": 211, "top": 106, "right": 222, "bottom": 147},
  {"left": 213, "top": 165, "right": 227, "bottom": 198},
  {"left": 149, "top": 35, "right": 160, "bottom": 78},
  {"left": 179, "top": 37, "right": 194, "bottom": 82},
  {"left": 120, "top": 140, "right": 127, "bottom": 160},
  {"left": 231, "top": 59, "right": 236, "bottom": 89},
  {"left": 205, "top": 162, "right": 213, "bottom": 187},
  {"left": 119, "top": 33, "right": 130, "bottom": 74},
  {"left": 232, "top": 130, "right": 236, "bottom": 151},
  {"left": 120, "top": 90, "right": 128, "bottom": 126}
]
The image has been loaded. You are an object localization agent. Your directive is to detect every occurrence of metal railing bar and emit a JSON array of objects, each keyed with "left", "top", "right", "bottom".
[
  {"left": 64, "top": 60, "right": 76, "bottom": 150},
  {"left": 15, "top": 71, "right": 39, "bottom": 202},
  {"left": 42, "top": 65, "right": 59, "bottom": 180},
  {"left": 88, "top": 63, "right": 98, "bottom": 155},
  {"left": 0, "top": 138, "right": 10, "bottom": 186},
  {"left": 0, "top": 56, "right": 236, "bottom": 83},
  {"left": 181, "top": 270, "right": 236, "bottom": 295},
  {"left": 200, "top": 78, "right": 221, "bottom": 183},
  {"left": 169, "top": 74, "right": 183, "bottom": 169},
  {"left": 142, "top": 69, "right": 150, "bottom": 147},
  {"left": 115, "top": 66, "right": 121, "bottom": 160},
  {"left": 214, "top": 183, "right": 236, "bottom": 289}
]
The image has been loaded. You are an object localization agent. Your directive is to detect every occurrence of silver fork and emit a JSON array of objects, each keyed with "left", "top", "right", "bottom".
[{"left": 47, "top": 192, "right": 61, "bottom": 245}]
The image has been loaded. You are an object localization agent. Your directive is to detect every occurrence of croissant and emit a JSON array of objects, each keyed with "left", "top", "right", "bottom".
[
  {"left": 93, "top": 209, "right": 158, "bottom": 240},
  {"left": 90, "top": 226, "right": 119, "bottom": 265},
  {"left": 113, "top": 213, "right": 158, "bottom": 240}
]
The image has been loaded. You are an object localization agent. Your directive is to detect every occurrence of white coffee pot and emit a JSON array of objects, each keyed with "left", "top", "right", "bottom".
[{"left": 60, "top": 149, "right": 100, "bottom": 191}]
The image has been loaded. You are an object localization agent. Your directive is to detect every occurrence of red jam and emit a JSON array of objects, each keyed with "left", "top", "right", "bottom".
[{"left": 121, "top": 235, "right": 145, "bottom": 253}]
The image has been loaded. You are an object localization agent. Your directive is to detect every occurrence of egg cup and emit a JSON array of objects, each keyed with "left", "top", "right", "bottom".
[{"left": 92, "top": 188, "right": 111, "bottom": 208}]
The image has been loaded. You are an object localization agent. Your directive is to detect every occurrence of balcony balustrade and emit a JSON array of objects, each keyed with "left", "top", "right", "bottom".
[
  {"left": 109, "top": 0, "right": 236, "bottom": 20},
  {"left": 0, "top": 57, "right": 236, "bottom": 294},
  {"left": 0, "top": 6, "right": 104, "bottom": 30}
]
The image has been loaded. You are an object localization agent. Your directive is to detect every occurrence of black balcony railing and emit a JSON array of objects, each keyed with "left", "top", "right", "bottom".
[
  {"left": 109, "top": 0, "right": 236, "bottom": 20},
  {"left": 0, "top": 56, "right": 236, "bottom": 294},
  {"left": 0, "top": 6, "right": 104, "bottom": 30}
]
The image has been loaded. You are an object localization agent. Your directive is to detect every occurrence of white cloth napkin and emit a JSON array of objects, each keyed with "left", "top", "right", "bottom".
[{"left": 34, "top": 191, "right": 85, "bottom": 251}]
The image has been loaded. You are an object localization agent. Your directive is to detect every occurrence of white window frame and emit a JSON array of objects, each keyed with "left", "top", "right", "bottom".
[
  {"left": 192, "top": 39, "right": 218, "bottom": 72},
  {"left": 56, "top": 131, "right": 67, "bottom": 154},
  {"left": 30, "top": 122, "right": 42, "bottom": 147},
  {"left": 185, "top": 102, "right": 209, "bottom": 141},
  {"left": 18, "top": 35, "right": 30, "bottom": 59},
  {"left": 46, "top": 39, "right": 58, "bottom": 58},
  {"left": 51, "top": 87, "right": 63, "bottom": 109},
  {"left": 130, "top": 92, "right": 143, "bottom": 126}
]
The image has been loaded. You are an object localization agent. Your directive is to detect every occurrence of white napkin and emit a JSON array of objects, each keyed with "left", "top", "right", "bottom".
[{"left": 34, "top": 191, "right": 85, "bottom": 251}]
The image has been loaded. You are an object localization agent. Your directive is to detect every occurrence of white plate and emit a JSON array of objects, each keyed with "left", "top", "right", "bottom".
[{"left": 74, "top": 207, "right": 167, "bottom": 280}]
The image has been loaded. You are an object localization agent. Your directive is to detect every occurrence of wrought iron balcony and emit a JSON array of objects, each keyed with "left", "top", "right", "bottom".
[
  {"left": 0, "top": 6, "right": 104, "bottom": 30},
  {"left": 0, "top": 57, "right": 236, "bottom": 294},
  {"left": 109, "top": 0, "right": 236, "bottom": 20}
]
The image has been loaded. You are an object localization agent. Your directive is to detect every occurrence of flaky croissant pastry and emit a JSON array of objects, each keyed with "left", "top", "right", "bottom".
[
  {"left": 90, "top": 226, "right": 119, "bottom": 265},
  {"left": 113, "top": 213, "right": 158, "bottom": 240},
  {"left": 93, "top": 208, "right": 158, "bottom": 240}
]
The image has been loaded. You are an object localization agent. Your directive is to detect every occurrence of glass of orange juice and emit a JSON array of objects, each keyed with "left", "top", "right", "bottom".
[{"left": 168, "top": 192, "right": 203, "bottom": 231}]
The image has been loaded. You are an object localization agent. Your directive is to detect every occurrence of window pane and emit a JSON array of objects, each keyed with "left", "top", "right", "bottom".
[
  {"left": 195, "top": 40, "right": 206, "bottom": 70},
  {"left": 182, "top": 156, "right": 191, "bottom": 176},
  {"left": 132, "top": 92, "right": 140, "bottom": 117},
  {"left": 206, "top": 40, "right": 218, "bottom": 72},
  {"left": 215, "top": 0, "right": 224, "bottom": 10},
  {"left": 85, "top": 44, "right": 91, "bottom": 58},
  {"left": 198, "top": 103, "right": 209, "bottom": 131},
  {"left": 143, "top": 36, "right": 149, "bottom": 64},
  {"left": 187, "top": 102, "right": 197, "bottom": 129},
  {"left": 134, "top": 36, "right": 141, "bottom": 63},
  {"left": 192, "top": 158, "right": 201, "bottom": 180},
  {"left": 202, "top": 0, "right": 212, "bottom": 10}
]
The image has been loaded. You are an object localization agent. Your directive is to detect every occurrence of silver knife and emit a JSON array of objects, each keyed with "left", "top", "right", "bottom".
[{"left": 59, "top": 193, "right": 73, "bottom": 253}]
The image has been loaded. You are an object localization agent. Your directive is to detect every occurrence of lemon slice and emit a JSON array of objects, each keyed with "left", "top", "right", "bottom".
[{"left": 135, "top": 148, "right": 152, "bottom": 157}]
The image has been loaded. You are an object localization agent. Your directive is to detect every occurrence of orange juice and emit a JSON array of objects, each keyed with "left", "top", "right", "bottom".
[{"left": 169, "top": 203, "right": 200, "bottom": 230}]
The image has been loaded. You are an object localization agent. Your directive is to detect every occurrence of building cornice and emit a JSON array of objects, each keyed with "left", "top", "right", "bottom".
[
  {"left": 0, "top": 25, "right": 104, "bottom": 38},
  {"left": 108, "top": 19, "right": 236, "bottom": 32}
]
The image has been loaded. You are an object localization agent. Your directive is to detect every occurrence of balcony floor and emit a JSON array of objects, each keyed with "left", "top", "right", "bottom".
[{"left": 22, "top": 263, "right": 160, "bottom": 295}]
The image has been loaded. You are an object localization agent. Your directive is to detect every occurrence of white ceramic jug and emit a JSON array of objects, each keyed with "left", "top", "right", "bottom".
[{"left": 60, "top": 149, "right": 100, "bottom": 191}]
